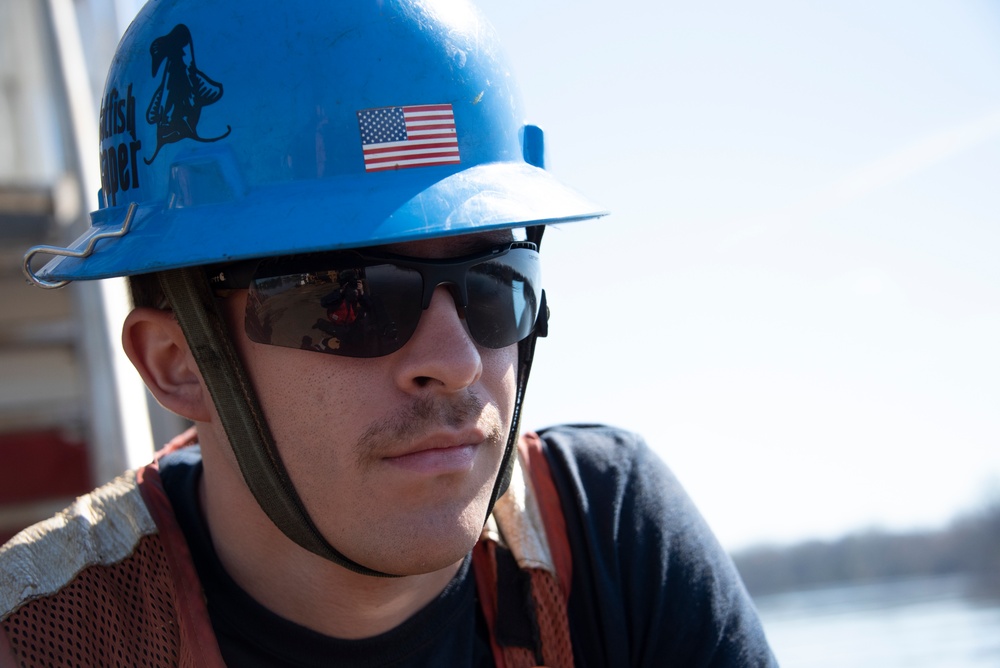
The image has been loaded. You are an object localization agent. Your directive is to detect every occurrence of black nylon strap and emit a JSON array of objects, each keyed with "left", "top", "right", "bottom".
[
  {"left": 488, "top": 224, "right": 547, "bottom": 507},
  {"left": 159, "top": 267, "right": 393, "bottom": 577},
  {"left": 494, "top": 544, "right": 542, "bottom": 656}
]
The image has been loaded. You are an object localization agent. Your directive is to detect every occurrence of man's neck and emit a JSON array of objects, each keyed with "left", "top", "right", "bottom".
[{"left": 197, "top": 452, "right": 463, "bottom": 639}]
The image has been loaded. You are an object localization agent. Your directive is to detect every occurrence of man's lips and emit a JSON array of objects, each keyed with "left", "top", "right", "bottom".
[{"left": 381, "top": 431, "right": 484, "bottom": 474}]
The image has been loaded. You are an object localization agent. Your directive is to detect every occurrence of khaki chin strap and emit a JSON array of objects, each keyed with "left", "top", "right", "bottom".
[
  {"left": 159, "top": 267, "right": 394, "bottom": 577},
  {"left": 158, "top": 225, "right": 545, "bottom": 578}
]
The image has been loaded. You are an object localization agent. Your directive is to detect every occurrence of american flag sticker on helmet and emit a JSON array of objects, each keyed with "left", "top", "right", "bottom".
[{"left": 357, "top": 104, "right": 460, "bottom": 171}]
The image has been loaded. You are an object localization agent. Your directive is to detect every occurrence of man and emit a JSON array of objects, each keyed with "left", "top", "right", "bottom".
[{"left": 3, "top": 0, "right": 777, "bottom": 665}]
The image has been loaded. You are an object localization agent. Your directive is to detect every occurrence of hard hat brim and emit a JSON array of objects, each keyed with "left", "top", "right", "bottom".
[{"left": 35, "top": 162, "right": 607, "bottom": 282}]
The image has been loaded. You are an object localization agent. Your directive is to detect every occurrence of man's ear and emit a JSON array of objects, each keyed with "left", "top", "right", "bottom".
[{"left": 122, "top": 307, "right": 212, "bottom": 422}]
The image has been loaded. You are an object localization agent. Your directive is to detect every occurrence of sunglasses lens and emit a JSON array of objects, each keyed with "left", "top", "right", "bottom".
[
  {"left": 242, "top": 244, "right": 541, "bottom": 358},
  {"left": 465, "top": 249, "right": 540, "bottom": 349},
  {"left": 246, "top": 264, "right": 423, "bottom": 357}
]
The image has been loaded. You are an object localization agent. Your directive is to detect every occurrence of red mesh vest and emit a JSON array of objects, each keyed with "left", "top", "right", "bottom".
[{"left": 0, "top": 433, "right": 572, "bottom": 667}]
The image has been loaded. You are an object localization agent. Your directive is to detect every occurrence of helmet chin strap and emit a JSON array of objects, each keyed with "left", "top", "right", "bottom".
[
  {"left": 159, "top": 225, "right": 545, "bottom": 578},
  {"left": 160, "top": 267, "right": 392, "bottom": 576},
  {"left": 489, "top": 224, "right": 546, "bottom": 505}
]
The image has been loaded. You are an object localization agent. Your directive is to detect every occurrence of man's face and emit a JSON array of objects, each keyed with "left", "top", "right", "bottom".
[{"left": 220, "top": 231, "right": 519, "bottom": 575}]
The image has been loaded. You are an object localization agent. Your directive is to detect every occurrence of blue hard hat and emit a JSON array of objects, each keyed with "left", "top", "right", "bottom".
[{"left": 32, "top": 0, "right": 605, "bottom": 284}]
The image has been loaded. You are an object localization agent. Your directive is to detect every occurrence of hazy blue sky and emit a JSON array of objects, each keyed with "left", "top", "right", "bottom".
[{"left": 476, "top": 0, "right": 1000, "bottom": 549}]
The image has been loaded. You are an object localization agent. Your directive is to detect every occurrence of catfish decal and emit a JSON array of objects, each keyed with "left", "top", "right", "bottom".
[{"left": 144, "top": 24, "right": 231, "bottom": 165}]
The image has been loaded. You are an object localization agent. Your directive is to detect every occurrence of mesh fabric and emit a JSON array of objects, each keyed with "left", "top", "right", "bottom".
[{"left": 2, "top": 534, "right": 186, "bottom": 667}]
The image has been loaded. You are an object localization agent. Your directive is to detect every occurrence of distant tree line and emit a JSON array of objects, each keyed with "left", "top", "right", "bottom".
[{"left": 730, "top": 501, "right": 1000, "bottom": 598}]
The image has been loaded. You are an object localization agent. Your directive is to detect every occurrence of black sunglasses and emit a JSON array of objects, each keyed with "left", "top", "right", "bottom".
[{"left": 208, "top": 241, "right": 542, "bottom": 358}]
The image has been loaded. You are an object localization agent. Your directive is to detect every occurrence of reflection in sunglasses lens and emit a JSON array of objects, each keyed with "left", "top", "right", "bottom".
[{"left": 244, "top": 246, "right": 539, "bottom": 358}]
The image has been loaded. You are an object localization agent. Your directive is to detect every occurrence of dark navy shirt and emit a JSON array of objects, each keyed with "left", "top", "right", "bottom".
[{"left": 159, "top": 424, "right": 778, "bottom": 666}]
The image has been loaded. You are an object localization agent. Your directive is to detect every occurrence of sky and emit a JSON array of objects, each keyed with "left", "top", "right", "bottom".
[{"left": 474, "top": 0, "right": 1000, "bottom": 550}]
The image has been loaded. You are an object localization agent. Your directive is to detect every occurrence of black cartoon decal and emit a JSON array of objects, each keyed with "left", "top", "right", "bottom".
[
  {"left": 144, "top": 24, "right": 231, "bottom": 165},
  {"left": 99, "top": 85, "right": 141, "bottom": 207}
]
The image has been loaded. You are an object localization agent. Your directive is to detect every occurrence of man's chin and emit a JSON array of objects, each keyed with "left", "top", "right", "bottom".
[{"left": 339, "top": 505, "right": 488, "bottom": 576}]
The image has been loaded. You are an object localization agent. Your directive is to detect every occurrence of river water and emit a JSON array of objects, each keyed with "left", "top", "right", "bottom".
[{"left": 753, "top": 576, "right": 1000, "bottom": 667}]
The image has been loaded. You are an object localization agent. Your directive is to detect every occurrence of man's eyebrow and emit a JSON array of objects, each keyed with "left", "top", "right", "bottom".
[{"left": 448, "top": 230, "right": 515, "bottom": 253}]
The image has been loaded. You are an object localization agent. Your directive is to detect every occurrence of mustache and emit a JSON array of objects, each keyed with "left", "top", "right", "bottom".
[{"left": 355, "top": 393, "right": 505, "bottom": 464}]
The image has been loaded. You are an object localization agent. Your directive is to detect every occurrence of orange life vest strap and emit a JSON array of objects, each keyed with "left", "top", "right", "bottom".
[{"left": 472, "top": 433, "right": 574, "bottom": 668}]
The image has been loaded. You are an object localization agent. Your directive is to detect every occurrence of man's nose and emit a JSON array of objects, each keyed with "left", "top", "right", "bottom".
[{"left": 392, "top": 286, "right": 482, "bottom": 394}]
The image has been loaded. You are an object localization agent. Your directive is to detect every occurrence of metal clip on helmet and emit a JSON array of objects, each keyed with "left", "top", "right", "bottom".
[{"left": 25, "top": 0, "right": 605, "bottom": 576}]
